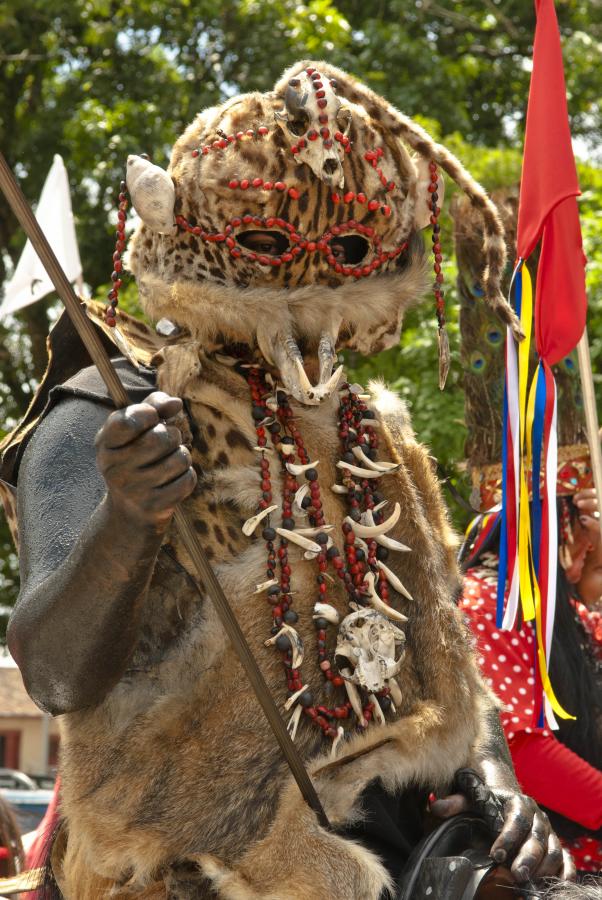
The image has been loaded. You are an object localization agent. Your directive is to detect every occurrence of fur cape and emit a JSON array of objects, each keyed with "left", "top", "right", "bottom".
[{"left": 44, "top": 302, "right": 493, "bottom": 900}]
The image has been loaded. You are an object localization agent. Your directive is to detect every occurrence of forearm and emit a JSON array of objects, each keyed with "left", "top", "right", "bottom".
[
  {"left": 9, "top": 494, "right": 165, "bottom": 715},
  {"left": 511, "top": 731, "right": 602, "bottom": 831},
  {"left": 473, "top": 702, "right": 521, "bottom": 792}
]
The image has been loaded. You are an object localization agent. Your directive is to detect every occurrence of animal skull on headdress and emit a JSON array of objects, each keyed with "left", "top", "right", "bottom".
[
  {"left": 274, "top": 69, "right": 350, "bottom": 190},
  {"left": 335, "top": 608, "right": 406, "bottom": 694},
  {"left": 126, "top": 60, "right": 521, "bottom": 405}
]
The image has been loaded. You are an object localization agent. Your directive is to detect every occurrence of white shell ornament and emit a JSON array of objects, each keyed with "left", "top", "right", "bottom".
[{"left": 126, "top": 155, "right": 177, "bottom": 235}]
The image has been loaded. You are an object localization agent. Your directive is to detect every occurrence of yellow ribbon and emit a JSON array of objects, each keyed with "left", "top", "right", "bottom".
[
  {"left": 515, "top": 265, "right": 573, "bottom": 720},
  {"left": 517, "top": 263, "right": 536, "bottom": 621}
]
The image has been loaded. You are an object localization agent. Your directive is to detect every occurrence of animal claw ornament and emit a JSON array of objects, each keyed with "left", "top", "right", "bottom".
[
  {"left": 265, "top": 624, "right": 305, "bottom": 668},
  {"left": 351, "top": 445, "right": 400, "bottom": 472},
  {"left": 254, "top": 578, "right": 280, "bottom": 595},
  {"left": 264, "top": 328, "right": 346, "bottom": 406},
  {"left": 284, "top": 683, "right": 310, "bottom": 711},
  {"left": 287, "top": 703, "right": 303, "bottom": 740},
  {"left": 286, "top": 460, "right": 320, "bottom": 476},
  {"left": 275, "top": 528, "right": 321, "bottom": 554},
  {"left": 335, "top": 608, "right": 406, "bottom": 695},
  {"left": 345, "top": 502, "right": 402, "bottom": 537},
  {"left": 242, "top": 504, "right": 279, "bottom": 536},
  {"left": 337, "top": 461, "right": 387, "bottom": 479},
  {"left": 359, "top": 510, "right": 412, "bottom": 553},
  {"left": 318, "top": 330, "right": 340, "bottom": 386},
  {"left": 363, "top": 571, "right": 409, "bottom": 621},
  {"left": 293, "top": 483, "right": 310, "bottom": 513},
  {"left": 313, "top": 602, "right": 341, "bottom": 625},
  {"left": 375, "top": 560, "right": 414, "bottom": 601}
]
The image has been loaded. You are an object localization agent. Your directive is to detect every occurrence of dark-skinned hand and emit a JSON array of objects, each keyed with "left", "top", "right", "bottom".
[
  {"left": 430, "top": 783, "right": 576, "bottom": 883},
  {"left": 95, "top": 391, "right": 197, "bottom": 530}
]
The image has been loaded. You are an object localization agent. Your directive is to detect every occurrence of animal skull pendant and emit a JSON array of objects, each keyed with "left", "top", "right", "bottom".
[{"left": 335, "top": 608, "right": 406, "bottom": 693}]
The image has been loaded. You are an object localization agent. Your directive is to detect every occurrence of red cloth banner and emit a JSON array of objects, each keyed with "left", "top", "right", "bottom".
[{"left": 516, "top": 0, "right": 587, "bottom": 365}]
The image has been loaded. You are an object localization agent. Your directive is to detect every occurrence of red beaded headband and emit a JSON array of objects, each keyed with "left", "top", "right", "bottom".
[{"left": 173, "top": 213, "right": 408, "bottom": 278}]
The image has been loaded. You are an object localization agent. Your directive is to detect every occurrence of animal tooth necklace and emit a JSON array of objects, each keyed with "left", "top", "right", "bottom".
[{"left": 239, "top": 362, "right": 411, "bottom": 747}]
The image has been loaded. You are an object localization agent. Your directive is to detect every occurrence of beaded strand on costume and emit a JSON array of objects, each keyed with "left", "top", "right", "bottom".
[
  {"left": 428, "top": 162, "right": 450, "bottom": 389},
  {"left": 337, "top": 386, "right": 393, "bottom": 606},
  {"left": 105, "top": 180, "right": 128, "bottom": 327},
  {"left": 242, "top": 365, "right": 403, "bottom": 742}
]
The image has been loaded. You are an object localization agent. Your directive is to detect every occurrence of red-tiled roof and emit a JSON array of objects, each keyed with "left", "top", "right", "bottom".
[{"left": 0, "top": 668, "right": 41, "bottom": 718}]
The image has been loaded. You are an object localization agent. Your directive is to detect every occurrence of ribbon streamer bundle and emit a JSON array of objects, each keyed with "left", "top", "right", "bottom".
[
  {"left": 496, "top": 0, "right": 589, "bottom": 729},
  {"left": 498, "top": 261, "right": 568, "bottom": 729}
]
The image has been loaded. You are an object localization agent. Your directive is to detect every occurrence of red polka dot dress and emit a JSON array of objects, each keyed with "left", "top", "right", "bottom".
[{"left": 461, "top": 554, "right": 602, "bottom": 874}]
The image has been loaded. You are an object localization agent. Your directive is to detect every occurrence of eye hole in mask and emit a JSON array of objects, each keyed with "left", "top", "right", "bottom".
[
  {"left": 237, "top": 230, "right": 291, "bottom": 256},
  {"left": 333, "top": 234, "right": 369, "bottom": 264},
  {"left": 287, "top": 113, "right": 310, "bottom": 136}
]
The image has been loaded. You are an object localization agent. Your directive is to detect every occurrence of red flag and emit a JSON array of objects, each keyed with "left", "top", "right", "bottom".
[{"left": 516, "top": 0, "right": 587, "bottom": 365}]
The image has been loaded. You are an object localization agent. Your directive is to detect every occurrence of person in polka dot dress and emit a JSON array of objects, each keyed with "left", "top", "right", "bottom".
[
  {"left": 451, "top": 187, "right": 602, "bottom": 882},
  {"left": 460, "top": 490, "right": 602, "bottom": 876}
]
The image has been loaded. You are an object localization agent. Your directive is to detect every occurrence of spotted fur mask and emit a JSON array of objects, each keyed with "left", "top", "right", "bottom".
[{"left": 127, "top": 60, "right": 520, "bottom": 404}]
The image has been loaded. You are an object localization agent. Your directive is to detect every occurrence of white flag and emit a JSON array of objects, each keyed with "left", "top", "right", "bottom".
[{"left": 1, "top": 154, "right": 83, "bottom": 317}]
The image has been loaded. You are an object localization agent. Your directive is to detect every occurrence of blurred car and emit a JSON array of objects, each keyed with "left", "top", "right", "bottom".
[
  {"left": 0, "top": 788, "right": 53, "bottom": 833},
  {"left": 0, "top": 769, "right": 37, "bottom": 791},
  {"left": 0, "top": 770, "right": 55, "bottom": 833},
  {"left": 26, "top": 773, "right": 56, "bottom": 791}
]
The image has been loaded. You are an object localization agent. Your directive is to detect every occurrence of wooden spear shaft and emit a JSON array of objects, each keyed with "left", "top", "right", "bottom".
[
  {"left": 0, "top": 151, "right": 330, "bottom": 829},
  {"left": 577, "top": 328, "right": 602, "bottom": 545}
]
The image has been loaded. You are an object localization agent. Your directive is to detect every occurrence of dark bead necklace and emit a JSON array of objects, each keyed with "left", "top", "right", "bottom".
[{"left": 239, "top": 361, "right": 405, "bottom": 747}]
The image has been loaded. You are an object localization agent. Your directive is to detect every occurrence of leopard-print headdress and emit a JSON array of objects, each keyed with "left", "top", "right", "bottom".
[{"left": 127, "top": 60, "right": 521, "bottom": 404}]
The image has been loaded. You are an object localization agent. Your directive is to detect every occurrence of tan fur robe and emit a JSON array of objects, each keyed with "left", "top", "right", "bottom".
[{"left": 51, "top": 299, "right": 491, "bottom": 900}]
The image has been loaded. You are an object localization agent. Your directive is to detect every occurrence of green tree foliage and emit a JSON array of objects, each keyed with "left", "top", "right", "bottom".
[{"left": 1, "top": 0, "right": 601, "bottom": 632}]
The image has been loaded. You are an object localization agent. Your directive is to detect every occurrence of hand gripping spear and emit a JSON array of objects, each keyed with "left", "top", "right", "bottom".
[{"left": 0, "top": 151, "right": 330, "bottom": 830}]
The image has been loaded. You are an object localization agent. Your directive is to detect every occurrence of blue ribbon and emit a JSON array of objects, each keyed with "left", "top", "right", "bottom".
[
  {"left": 531, "top": 362, "right": 547, "bottom": 576},
  {"left": 497, "top": 380, "right": 510, "bottom": 629},
  {"left": 497, "top": 266, "right": 522, "bottom": 627}
]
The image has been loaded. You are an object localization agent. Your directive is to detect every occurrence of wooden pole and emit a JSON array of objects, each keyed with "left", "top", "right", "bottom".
[{"left": 577, "top": 328, "right": 602, "bottom": 544}]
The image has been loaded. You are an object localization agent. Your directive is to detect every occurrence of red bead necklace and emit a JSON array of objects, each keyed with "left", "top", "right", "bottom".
[
  {"left": 105, "top": 180, "right": 128, "bottom": 327},
  {"left": 429, "top": 162, "right": 445, "bottom": 332},
  {"left": 241, "top": 363, "right": 398, "bottom": 744}
]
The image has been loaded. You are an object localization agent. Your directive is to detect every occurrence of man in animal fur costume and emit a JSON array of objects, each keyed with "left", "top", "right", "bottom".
[{"left": 2, "top": 61, "right": 574, "bottom": 898}]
